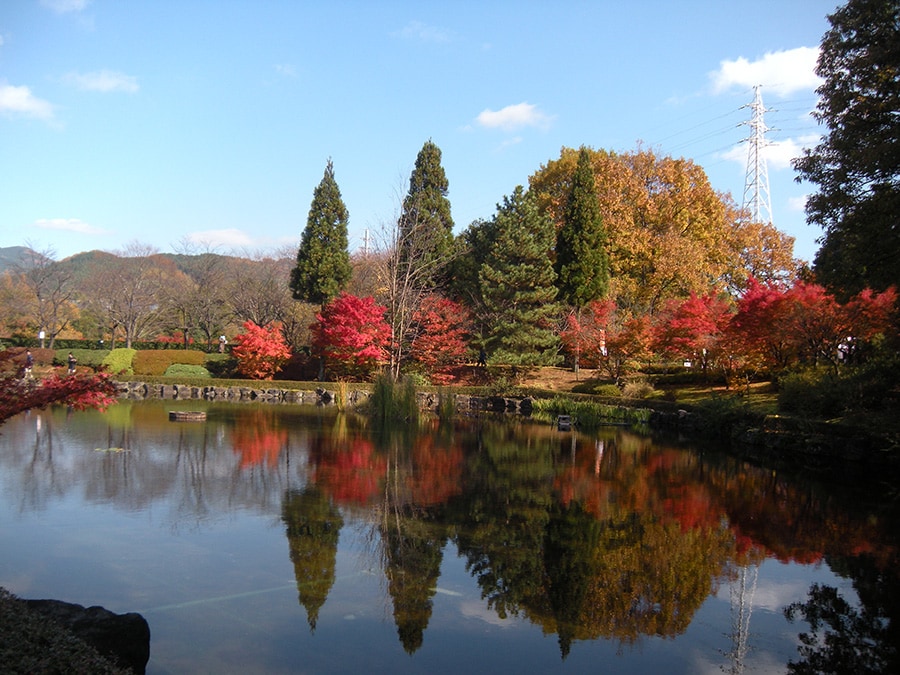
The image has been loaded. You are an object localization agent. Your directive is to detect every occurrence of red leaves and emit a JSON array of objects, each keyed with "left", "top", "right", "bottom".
[
  {"left": 0, "top": 371, "right": 118, "bottom": 424},
  {"left": 231, "top": 321, "right": 292, "bottom": 380},
  {"left": 311, "top": 292, "right": 391, "bottom": 379},
  {"left": 654, "top": 292, "right": 732, "bottom": 372},
  {"left": 411, "top": 294, "right": 471, "bottom": 384}
]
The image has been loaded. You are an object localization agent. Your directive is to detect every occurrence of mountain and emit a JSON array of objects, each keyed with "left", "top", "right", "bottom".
[{"left": 0, "top": 247, "right": 38, "bottom": 273}]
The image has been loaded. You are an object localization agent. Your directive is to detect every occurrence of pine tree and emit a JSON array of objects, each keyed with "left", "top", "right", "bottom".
[
  {"left": 555, "top": 146, "right": 610, "bottom": 308},
  {"left": 480, "top": 186, "right": 562, "bottom": 369},
  {"left": 398, "top": 140, "right": 454, "bottom": 287},
  {"left": 793, "top": 0, "right": 900, "bottom": 295},
  {"left": 290, "top": 159, "right": 352, "bottom": 306}
]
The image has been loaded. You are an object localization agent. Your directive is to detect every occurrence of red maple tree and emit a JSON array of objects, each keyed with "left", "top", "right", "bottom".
[
  {"left": 410, "top": 293, "right": 471, "bottom": 384},
  {"left": 311, "top": 292, "right": 391, "bottom": 379},
  {"left": 654, "top": 291, "right": 732, "bottom": 376},
  {"left": 231, "top": 320, "right": 292, "bottom": 380}
]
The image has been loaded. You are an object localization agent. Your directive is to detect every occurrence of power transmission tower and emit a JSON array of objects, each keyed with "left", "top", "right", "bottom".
[{"left": 740, "top": 85, "right": 773, "bottom": 225}]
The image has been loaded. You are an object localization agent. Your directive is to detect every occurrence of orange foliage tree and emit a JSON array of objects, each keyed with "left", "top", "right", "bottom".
[{"left": 231, "top": 320, "right": 292, "bottom": 380}]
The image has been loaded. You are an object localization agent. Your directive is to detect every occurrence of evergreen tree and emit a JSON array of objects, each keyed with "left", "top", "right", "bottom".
[
  {"left": 555, "top": 146, "right": 610, "bottom": 308},
  {"left": 290, "top": 159, "right": 352, "bottom": 306},
  {"left": 398, "top": 140, "right": 454, "bottom": 287},
  {"left": 480, "top": 186, "right": 562, "bottom": 369},
  {"left": 793, "top": 0, "right": 900, "bottom": 296}
]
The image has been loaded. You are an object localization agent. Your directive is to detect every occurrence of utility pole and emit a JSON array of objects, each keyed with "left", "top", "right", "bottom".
[{"left": 740, "top": 85, "right": 773, "bottom": 225}]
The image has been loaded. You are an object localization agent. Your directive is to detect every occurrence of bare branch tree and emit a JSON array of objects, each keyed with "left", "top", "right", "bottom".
[
  {"left": 374, "top": 186, "right": 456, "bottom": 380},
  {"left": 16, "top": 244, "right": 78, "bottom": 348}
]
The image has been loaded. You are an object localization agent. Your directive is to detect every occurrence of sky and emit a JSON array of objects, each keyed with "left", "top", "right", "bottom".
[{"left": 1, "top": 0, "right": 837, "bottom": 263}]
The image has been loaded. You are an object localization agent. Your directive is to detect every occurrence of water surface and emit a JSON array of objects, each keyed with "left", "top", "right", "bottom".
[{"left": 0, "top": 399, "right": 896, "bottom": 674}]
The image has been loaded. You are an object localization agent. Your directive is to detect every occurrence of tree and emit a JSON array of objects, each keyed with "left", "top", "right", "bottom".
[
  {"left": 17, "top": 246, "right": 79, "bottom": 348},
  {"left": 231, "top": 320, "right": 292, "bottom": 380},
  {"left": 290, "top": 159, "right": 352, "bottom": 306},
  {"left": 653, "top": 291, "right": 733, "bottom": 377},
  {"left": 398, "top": 140, "right": 454, "bottom": 288},
  {"left": 793, "top": 0, "right": 900, "bottom": 296},
  {"left": 310, "top": 292, "right": 391, "bottom": 380},
  {"left": 555, "top": 146, "right": 610, "bottom": 309},
  {"left": 530, "top": 146, "right": 795, "bottom": 314},
  {"left": 169, "top": 242, "right": 232, "bottom": 351},
  {"left": 480, "top": 186, "right": 562, "bottom": 371},
  {"left": 559, "top": 300, "right": 612, "bottom": 374},
  {"left": 225, "top": 251, "right": 295, "bottom": 329},
  {"left": 79, "top": 244, "right": 169, "bottom": 348},
  {"left": 410, "top": 293, "right": 471, "bottom": 384}
]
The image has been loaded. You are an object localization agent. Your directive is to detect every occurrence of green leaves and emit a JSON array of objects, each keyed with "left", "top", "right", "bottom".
[{"left": 290, "top": 159, "right": 352, "bottom": 306}]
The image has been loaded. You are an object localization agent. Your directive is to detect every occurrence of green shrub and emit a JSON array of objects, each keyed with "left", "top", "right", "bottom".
[
  {"left": 164, "top": 363, "right": 211, "bottom": 378},
  {"left": 53, "top": 348, "right": 109, "bottom": 369},
  {"left": 777, "top": 369, "right": 843, "bottom": 418},
  {"left": 134, "top": 349, "right": 206, "bottom": 376},
  {"left": 205, "top": 354, "right": 238, "bottom": 377},
  {"left": 101, "top": 348, "right": 136, "bottom": 376}
]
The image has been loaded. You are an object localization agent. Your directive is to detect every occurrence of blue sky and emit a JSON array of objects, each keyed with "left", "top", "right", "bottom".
[{"left": 1, "top": 0, "right": 836, "bottom": 263}]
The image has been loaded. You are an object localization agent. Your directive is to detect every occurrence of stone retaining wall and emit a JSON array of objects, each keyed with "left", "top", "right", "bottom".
[{"left": 116, "top": 381, "right": 535, "bottom": 415}]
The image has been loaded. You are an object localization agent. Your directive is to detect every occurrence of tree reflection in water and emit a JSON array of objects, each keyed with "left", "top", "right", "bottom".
[{"left": 1, "top": 402, "right": 897, "bottom": 671}]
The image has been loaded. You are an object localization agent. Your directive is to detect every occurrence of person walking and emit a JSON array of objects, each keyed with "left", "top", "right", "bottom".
[
  {"left": 24, "top": 350, "right": 34, "bottom": 379},
  {"left": 67, "top": 352, "right": 77, "bottom": 375}
]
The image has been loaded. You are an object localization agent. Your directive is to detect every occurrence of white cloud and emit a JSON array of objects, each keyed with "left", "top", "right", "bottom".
[
  {"left": 41, "top": 0, "right": 90, "bottom": 13},
  {"left": 0, "top": 83, "right": 54, "bottom": 120},
  {"left": 187, "top": 228, "right": 255, "bottom": 248},
  {"left": 710, "top": 47, "right": 822, "bottom": 97},
  {"left": 35, "top": 218, "right": 104, "bottom": 234},
  {"left": 64, "top": 70, "right": 139, "bottom": 93},
  {"left": 476, "top": 102, "right": 553, "bottom": 132},
  {"left": 393, "top": 20, "right": 452, "bottom": 44}
]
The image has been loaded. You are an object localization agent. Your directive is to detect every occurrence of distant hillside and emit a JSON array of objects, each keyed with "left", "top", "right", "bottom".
[
  {"left": 2, "top": 247, "right": 275, "bottom": 284},
  {"left": 0, "top": 246, "right": 36, "bottom": 273}
]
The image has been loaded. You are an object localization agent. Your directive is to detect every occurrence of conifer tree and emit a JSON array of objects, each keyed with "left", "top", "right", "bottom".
[
  {"left": 480, "top": 186, "right": 562, "bottom": 369},
  {"left": 290, "top": 159, "right": 352, "bottom": 306},
  {"left": 398, "top": 140, "right": 454, "bottom": 287},
  {"left": 555, "top": 146, "right": 609, "bottom": 308}
]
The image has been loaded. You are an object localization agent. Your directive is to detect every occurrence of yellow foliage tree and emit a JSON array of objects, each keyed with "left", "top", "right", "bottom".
[{"left": 530, "top": 146, "right": 796, "bottom": 314}]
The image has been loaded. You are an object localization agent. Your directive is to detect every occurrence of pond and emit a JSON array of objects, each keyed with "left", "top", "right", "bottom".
[{"left": 0, "top": 399, "right": 897, "bottom": 674}]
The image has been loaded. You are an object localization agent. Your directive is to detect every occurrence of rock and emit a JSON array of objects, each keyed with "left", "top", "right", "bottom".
[{"left": 23, "top": 599, "right": 150, "bottom": 674}]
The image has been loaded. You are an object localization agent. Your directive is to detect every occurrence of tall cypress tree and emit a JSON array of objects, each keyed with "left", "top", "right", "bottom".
[
  {"left": 555, "top": 146, "right": 610, "bottom": 308},
  {"left": 290, "top": 159, "right": 352, "bottom": 306},
  {"left": 480, "top": 186, "right": 561, "bottom": 368},
  {"left": 398, "top": 140, "right": 454, "bottom": 287}
]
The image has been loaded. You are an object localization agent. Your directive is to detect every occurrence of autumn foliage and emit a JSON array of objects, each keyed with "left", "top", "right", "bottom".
[
  {"left": 410, "top": 294, "right": 471, "bottom": 384},
  {"left": 557, "top": 279, "right": 897, "bottom": 382},
  {"left": 231, "top": 320, "right": 292, "bottom": 380},
  {"left": 311, "top": 292, "right": 391, "bottom": 380},
  {"left": 0, "top": 371, "right": 118, "bottom": 424}
]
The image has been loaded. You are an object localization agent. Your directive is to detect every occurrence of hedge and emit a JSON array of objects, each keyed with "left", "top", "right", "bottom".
[
  {"left": 53, "top": 348, "right": 110, "bottom": 369},
  {"left": 133, "top": 349, "right": 207, "bottom": 376}
]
